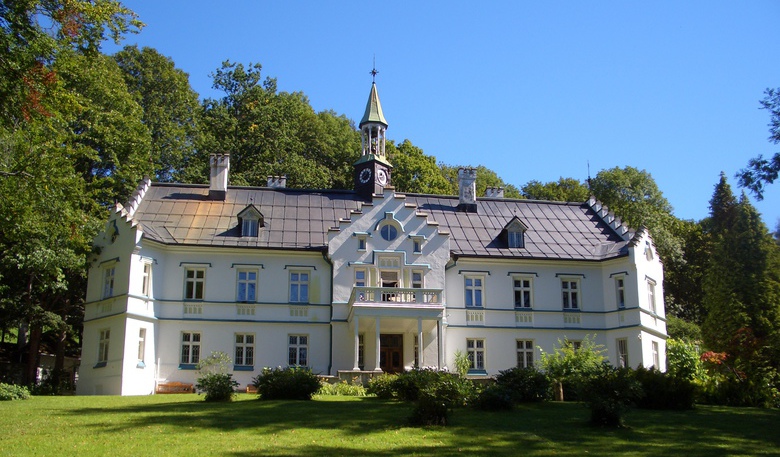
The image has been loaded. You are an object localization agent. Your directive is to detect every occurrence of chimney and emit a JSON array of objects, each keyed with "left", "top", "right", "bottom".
[
  {"left": 209, "top": 153, "right": 229, "bottom": 200},
  {"left": 457, "top": 167, "right": 478, "bottom": 213},
  {"left": 485, "top": 187, "right": 504, "bottom": 198},
  {"left": 267, "top": 175, "right": 287, "bottom": 188}
]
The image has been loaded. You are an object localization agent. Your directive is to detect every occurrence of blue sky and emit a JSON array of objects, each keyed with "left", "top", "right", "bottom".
[{"left": 106, "top": 1, "right": 780, "bottom": 228}]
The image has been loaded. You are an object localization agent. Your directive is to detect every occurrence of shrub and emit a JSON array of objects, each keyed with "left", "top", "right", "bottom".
[
  {"left": 473, "top": 384, "right": 513, "bottom": 411},
  {"left": 196, "top": 351, "right": 239, "bottom": 402},
  {"left": 253, "top": 367, "right": 321, "bottom": 400},
  {"left": 408, "top": 382, "right": 457, "bottom": 426},
  {"left": 366, "top": 373, "right": 398, "bottom": 399},
  {"left": 196, "top": 373, "right": 239, "bottom": 402},
  {"left": 495, "top": 366, "right": 549, "bottom": 403},
  {"left": 453, "top": 350, "right": 471, "bottom": 378},
  {"left": 666, "top": 338, "right": 705, "bottom": 381},
  {"left": 318, "top": 379, "right": 368, "bottom": 396},
  {"left": 0, "top": 383, "right": 31, "bottom": 401},
  {"left": 580, "top": 364, "right": 642, "bottom": 427},
  {"left": 633, "top": 366, "right": 695, "bottom": 410}
]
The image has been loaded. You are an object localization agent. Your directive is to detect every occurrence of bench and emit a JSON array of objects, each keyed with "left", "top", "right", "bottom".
[
  {"left": 246, "top": 385, "right": 258, "bottom": 394},
  {"left": 156, "top": 381, "right": 195, "bottom": 394}
]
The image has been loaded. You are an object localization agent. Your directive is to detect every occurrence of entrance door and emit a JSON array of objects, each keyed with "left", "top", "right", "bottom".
[{"left": 379, "top": 334, "right": 403, "bottom": 373}]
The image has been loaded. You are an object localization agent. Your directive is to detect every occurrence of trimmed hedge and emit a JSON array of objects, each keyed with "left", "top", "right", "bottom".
[{"left": 252, "top": 367, "right": 321, "bottom": 400}]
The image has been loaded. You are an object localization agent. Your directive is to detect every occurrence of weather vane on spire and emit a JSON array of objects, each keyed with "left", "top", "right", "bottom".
[{"left": 371, "top": 55, "right": 378, "bottom": 83}]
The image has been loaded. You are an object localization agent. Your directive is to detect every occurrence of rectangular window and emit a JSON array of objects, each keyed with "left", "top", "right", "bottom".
[
  {"left": 411, "top": 270, "right": 423, "bottom": 289},
  {"left": 357, "top": 235, "right": 367, "bottom": 251},
  {"left": 141, "top": 263, "right": 152, "bottom": 296},
  {"left": 354, "top": 268, "right": 366, "bottom": 287},
  {"left": 561, "top": 279, "right": 579, "bottom": 309},
  {"left": 464, "top": 276, "right": 484, "bottom": 307},
  {"left": 616, "top": 277, "right": 625, "bottom": 308},
  {"left": 516, "top": 340, "right": 534, "bottom": 368},
  {"left": 235, "top": 333, "right": 254, "bottom": 367},
  {"left": 137, "top": 328, "right": 146, "bottom": 362},
  {"left": 97, "top": 329, "right": 110, "bottom": 364},
  {"left": 103, "top": 267, "right": 115, "bottom": 299},
  {"left": 185, "top": 268, "right": 205, "bottom": 300},
  {"left": 466, "top": 338, "right": 485, "bottom": 371},
  {"left": 508, "top": 231, "right": 524, "bottom": 248},
  {"left": 652, "top": 341, "right": 660, "bottom": 369},
  {"left": 513, "top": 277, "right": 533, "bottom": 308},
  {"left": 647, "top": 279, "right": 657, "bottom": 314},
  {"left": 237, "top": 269, "right": 258, "bottom": 302},
  {"left": 242, "top": 219, "right": 258, "bottom": 237},
  {"left": 181, "top": 332, "right": 201, "bottom": 365},
  {"left": 288, "top": 334, "right": 308, "bottom": 366},
  {"left": 616, "top": 338, "right": 628, "bottom": 368},
  {"left": 413, "top": 240, "right": 422, "bottom": 253},
  {"left": 289, "top": 271, "right": 309, "bottom": 303}
]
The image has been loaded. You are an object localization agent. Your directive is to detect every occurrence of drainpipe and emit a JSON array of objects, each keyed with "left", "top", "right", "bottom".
[{"left": 321, "top": 250, "right": 334, "bottom": 376}]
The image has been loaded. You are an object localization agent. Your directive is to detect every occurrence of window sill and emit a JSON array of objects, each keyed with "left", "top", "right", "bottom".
[
  {"left": 137, "top": 361, "right": 146, "bottom": 369},
  {"left": 467, "top": 369, "right": 487, "bottom": 376},
  {"left": 93, "top": 362, "right": 107, "bottom": 369},
  {"left": 178, "top": 364, "right": 197, "bottom": 370},
  {"left": 234, "top": 365, "right": 254, "bottom": 372}
]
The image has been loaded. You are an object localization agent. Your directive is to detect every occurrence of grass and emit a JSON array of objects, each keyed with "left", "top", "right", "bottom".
[{"left": 0, "top": 394, "right": 778, "bottom": 456}]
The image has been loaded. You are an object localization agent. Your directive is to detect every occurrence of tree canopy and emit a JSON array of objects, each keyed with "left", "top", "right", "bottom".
[{"left": 738, "top": 88, "right": 780, "bottom": 200}]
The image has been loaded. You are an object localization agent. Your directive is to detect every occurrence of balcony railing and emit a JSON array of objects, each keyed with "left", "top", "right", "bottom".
[{"left": 349, "top": 287, "right": 443, "bottom": 308}]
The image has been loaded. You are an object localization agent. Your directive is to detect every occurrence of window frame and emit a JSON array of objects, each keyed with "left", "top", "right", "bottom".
[
  {"left": 184, "top": 268, "right": 206, "bottom": 301},
  {"left": 513, "top": 276, "right": 533, "bottom": 309},
  {"left": 647, "top": 279, "right": 657, "bottom": 314},
  {"left": 354, "top": 268, "right": 367, "bottom": 287},
  {"left": 180, "top": 331, "right": 201, "bottom": 366},
  {"left": 652, "top": 340, "right": 660, "bottom": 369},
  {"left": 141, "top": 262, "right": 152, "bottom": 297},
  {"left": 103, "top": 266, "right": 115, "bottom": 299},
  {"left": 289, "top": 271, "right": 310, "bottom": 303},
  {"left": 288, "top": 334, "right": 309, "bottom": 367},
  {"left": 615, "top": 277, "right": 625, "bottom": 308},
  {"left": 516, "top": 339, "right": 534, "bottom": 368},
  {"left": 616, "top": 338, "right": 628, "bottom": 368},
  {"left": 561, "top": 278, "right": 580, "bottom": 310},
  {"left": 137, "top": 328, "right": 146, "bottom": 365},
  {"left": 236, "top": 268, "right": 259, "bottom": 302},
  {"left": 411, "top": 270, "right": 424, "bottom": 289},
  {"left": 379, "top": 223, "right": 398, "bottom": 241},
  {"left": 508, "top": 230, "right": 524, "bottom": 248},
  {"left": 464, "top": 275, "right": 484, "bottom": 308},
  {"left": 242, "top": 218, "right": 259, "bottom": 237},
  {"left": 97, "top": 328, "right": 110, "bottom": 366},
  {"left": 234, "top": 333, "right": 255, "bottom": 369},
  {"left": 466, "top": 338, "right": 486, "bottom": 373}
]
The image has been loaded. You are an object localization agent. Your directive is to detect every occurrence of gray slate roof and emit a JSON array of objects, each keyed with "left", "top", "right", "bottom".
[{"left": 129, "top": 183, "right": 629, "bottom": 261}]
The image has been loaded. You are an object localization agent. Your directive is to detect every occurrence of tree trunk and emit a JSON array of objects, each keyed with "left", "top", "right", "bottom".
[
  {"left": 554, "top": 381, "right": 565, "bottom": 401},
  {"left": 24, "top": 326, "right": 42, "bottom": 386},
  {"left": 53, "top": 327, "right": 68, "bottom": 387}
]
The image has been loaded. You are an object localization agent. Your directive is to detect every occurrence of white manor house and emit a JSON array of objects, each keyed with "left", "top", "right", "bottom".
[{"left": 77, "top": 81, "right": 667, "bottom": 395}]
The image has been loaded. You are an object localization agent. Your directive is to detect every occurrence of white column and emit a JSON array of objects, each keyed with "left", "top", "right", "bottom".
[
  {"left": 437, "top": 318, "right": 443, "bottom": 369},
  {"left": 417, "top": 318, "right": 423, "bottom": 368},
  {"left": 353, "top": 317, "right": 360, "bottom": 371},
  {"left": 374, "top": 317, "right": 382, "bottom": 371}
]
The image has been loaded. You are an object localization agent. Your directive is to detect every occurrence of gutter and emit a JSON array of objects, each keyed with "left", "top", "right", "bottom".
[{"left": 321, "top": 250, "right": 334, "bottom": 376}]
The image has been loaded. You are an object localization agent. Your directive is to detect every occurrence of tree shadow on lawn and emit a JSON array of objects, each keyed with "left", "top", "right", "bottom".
[
  {"left": 65, "top": 398, "right": 780, "bottom": 457},
  {"left": 67, "top": 396, "right": 411, "bottom": 437}
]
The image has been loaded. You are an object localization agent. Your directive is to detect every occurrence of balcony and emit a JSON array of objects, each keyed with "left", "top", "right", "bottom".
[{"left": 349, "top": 287, "right": 444, "bottom": 310}]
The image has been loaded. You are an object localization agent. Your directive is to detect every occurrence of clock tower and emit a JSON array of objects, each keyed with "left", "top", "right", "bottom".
[{"left": 354, "top": 70, "right": 392, "bottom": 199}]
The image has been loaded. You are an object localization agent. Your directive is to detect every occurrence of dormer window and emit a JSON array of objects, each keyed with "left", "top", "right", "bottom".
[
  {"left": 502, "top": 216, "right": 528, "bottom": 249},
  {"left": 237, "top": 205, "right": 264, "bottom": 238}
]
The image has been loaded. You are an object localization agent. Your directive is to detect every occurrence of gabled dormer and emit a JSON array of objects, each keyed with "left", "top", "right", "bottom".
[
  {"left": 237, "top": 205, "right": 264, "bottom": 237},
  {"left": 502, "top": 216, "right": 528, "bottom": 248}
]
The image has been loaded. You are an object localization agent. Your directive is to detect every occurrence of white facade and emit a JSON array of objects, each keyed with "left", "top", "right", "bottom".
[{"left": 76, "top": 84, "right": 667, "bottom": 396}]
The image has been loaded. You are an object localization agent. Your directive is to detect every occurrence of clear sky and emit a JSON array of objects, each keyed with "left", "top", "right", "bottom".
[{"left": 105, "top": 1, "right": 780, "bottom": 228}]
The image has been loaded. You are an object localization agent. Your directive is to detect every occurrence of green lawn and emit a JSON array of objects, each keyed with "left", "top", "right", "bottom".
[{"left": 0, "top": 394, "right": 778, "bottom": 456}]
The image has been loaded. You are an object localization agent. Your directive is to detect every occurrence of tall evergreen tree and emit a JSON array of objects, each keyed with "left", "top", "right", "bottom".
[{"left": 702, "top": 175, "right": 780, "bottom": 404}]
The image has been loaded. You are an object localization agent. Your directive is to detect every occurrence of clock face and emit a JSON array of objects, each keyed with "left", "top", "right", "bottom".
[
  {"left": 359, "top": 168, "right": 372, "bottom": 184},
  {"left": 377, "top": 168, "right": 388, "bottom": 185}
]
